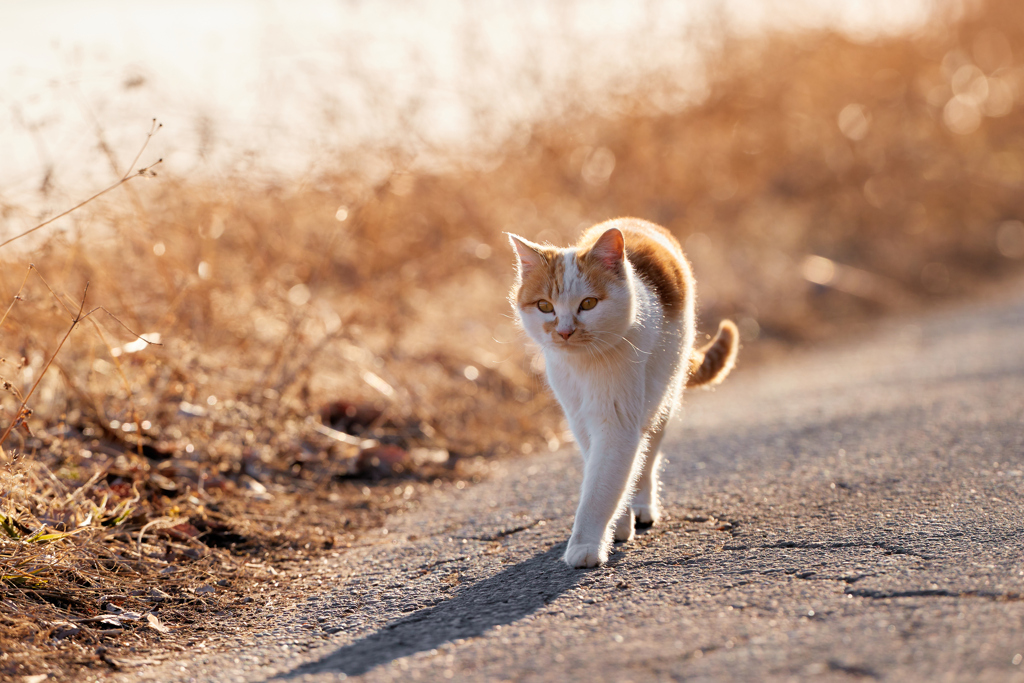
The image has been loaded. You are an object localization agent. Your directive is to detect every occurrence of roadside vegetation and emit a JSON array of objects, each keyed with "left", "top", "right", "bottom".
[{"left": 2, "top": 0, "right": 1024, "bottom": 678}]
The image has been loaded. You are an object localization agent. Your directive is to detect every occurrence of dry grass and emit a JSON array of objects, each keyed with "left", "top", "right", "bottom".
[{"left": 4, "top": 0, "right": 1024, "bottom": 678}]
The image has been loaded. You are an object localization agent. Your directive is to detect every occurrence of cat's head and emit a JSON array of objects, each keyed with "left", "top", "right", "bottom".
[{"left": 508, "top": 228, "right": 636, "bottom": 355}]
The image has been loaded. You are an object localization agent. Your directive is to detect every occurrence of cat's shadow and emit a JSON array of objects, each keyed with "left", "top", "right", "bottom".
[{"left": 273, "top": 543, "right": 583, "bottom": 680}]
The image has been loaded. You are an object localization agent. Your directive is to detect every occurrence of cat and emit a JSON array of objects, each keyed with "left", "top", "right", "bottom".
[{"left": 508, "top": 217, "right": 738, "bottom": 568}]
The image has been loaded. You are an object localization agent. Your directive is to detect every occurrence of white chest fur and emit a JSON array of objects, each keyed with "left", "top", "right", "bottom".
[{"left": 544, "top": 268, "right": 693, "bottom": 567}]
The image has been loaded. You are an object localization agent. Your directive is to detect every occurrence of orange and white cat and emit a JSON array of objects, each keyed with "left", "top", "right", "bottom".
[{"left": 509, "top": 218, "right": 738, "bottom": 568}]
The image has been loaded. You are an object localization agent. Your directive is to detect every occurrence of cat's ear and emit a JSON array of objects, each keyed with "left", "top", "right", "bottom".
[
  {"left": 507, "top": 233, "right": 546, "bottom": 275},
  {"left": 589, "top": 228, "right": 625, "bottom": 272}
]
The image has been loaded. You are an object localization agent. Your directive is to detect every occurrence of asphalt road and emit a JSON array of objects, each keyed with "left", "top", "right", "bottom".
[{"left": 123, "top": 289, "right": 1024, "bottom": 683}]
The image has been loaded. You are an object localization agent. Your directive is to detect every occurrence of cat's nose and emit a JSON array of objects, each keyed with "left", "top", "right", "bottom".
[{"left": 558, "top": 328, "right": 576, "bottom": 341}]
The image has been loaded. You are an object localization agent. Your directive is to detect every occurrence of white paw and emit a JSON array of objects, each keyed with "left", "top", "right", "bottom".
[
  {"left": 613, "top": 508, "right": 635, "bottom": 542},
  {"left": 634, "top": 504, "right": 660, "bottom": 526},
  {"left": 564, "top": 541, "right": 607, "bottom": 568}
]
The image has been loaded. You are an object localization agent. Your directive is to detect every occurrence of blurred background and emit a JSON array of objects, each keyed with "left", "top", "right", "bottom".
[
  {"left": 2, "top": 0, "right": 932, "bottom": 202},
  {"left": 2, "top": 0, "right": 1024, "bottom": 670}
]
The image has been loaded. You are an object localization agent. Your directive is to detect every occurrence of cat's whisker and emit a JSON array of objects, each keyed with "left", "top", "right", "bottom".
[
  {"left": 587, "top": 336, "right": 618, "bottom": 355},
  {"left": 585, "top": 336, "right": 640, "bottom": 364},
  {"left": 584, "top": 339, "right": 613, "bottom": 361},
  {"left": 593, "top": 331, "right": 651, "bottom": 360}
]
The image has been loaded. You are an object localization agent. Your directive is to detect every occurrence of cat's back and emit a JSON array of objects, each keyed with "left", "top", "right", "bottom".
[{"left": 577, "top": 217, "right": 692, "bottom": 319}]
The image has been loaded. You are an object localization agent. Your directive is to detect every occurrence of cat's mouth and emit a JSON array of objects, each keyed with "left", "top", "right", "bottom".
[{"left": 551, "top": 335, "right": 593, "bottom": 351}]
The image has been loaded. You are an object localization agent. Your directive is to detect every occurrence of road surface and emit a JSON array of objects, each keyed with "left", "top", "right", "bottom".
[{"left": 123, "top": 289, "right": 1024, "bottom": 682}]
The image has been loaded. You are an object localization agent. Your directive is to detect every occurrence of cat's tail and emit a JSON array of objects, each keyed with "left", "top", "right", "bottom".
[{"left": 686, "top": 320, "right": 739, "bottom": 388}]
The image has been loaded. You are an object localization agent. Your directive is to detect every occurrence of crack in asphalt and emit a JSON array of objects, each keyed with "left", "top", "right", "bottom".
[
  {"left": 453, "top": 518, "right": 547, "bottom": 542},
  {"left": 827, "top": 659, "right": 880, "bottom": 679},
  {"left": 846, "top": 588, "right": 1024, "bottom": 601},
  {"left": 746, "top": 539, "right": 935, "bottom": 560}
]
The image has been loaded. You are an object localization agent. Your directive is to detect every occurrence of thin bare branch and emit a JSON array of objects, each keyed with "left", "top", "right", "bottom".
[
  {"left": 122, "top": 119, "right": 163, "bottom": 181},
  {"left": 81, "top": 306, "right": 162, "bottom": 346},
  {"left": 0, "top": 265, "right": 33, "bottom": 329},
  {"left": 21, "top": 264, "right": 76, "bottom": 317},
  {"left": 0, "top": 283, "right": 89, "bottom": 449},
  {"left": 8, "top": 267, "right": 160, "bottom": 346},
  {"left": 0, "top": 148, "right": 161, "bottom": 251}
]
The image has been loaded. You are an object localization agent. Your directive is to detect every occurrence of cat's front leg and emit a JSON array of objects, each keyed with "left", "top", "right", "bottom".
[
  {"left": 632, "top": 418, "right": 668, "bottom": 526},
  {"left": 564, "top": 426, "right": 643, "bottom": 568},
  {"left": 613, "top": 506, "right": 635, "bottom": 543},
  {"left": 632, "top": 451, "right": 661, "bottom": 526}
]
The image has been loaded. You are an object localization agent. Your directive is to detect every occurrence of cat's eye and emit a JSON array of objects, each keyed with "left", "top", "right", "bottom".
[
  {"left": 579, "top": 297, "right": 598, "bottom": 311},
  {"left": 537, "top": 300, "right": 554, "bottom": 313}
]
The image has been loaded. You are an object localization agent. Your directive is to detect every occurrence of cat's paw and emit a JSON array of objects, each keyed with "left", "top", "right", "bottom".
[
  {"left": 564, "top": 541, "right": 607, "bottom": 568},
  {"left": 613, "top": 508, "right": 635, "bottom": 542},
  {"left": 633, "top": 504, "right": 660, "bottom": 527}
]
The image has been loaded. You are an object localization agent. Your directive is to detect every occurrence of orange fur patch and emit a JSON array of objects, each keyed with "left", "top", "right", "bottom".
[
  {"left": 516, "top": 245, "right": 564, "bottom": 307},
  {"left": 687, "top": 319, "right": 739, "bottom": 387},
  {"left": 577, "top": 218, "right": 691, "bottom": 318}
]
